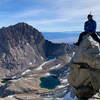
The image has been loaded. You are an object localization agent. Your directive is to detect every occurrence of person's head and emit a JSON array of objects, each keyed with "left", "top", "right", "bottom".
[{"left": 88, "top": 14, "right": 93, "bottom": 20}]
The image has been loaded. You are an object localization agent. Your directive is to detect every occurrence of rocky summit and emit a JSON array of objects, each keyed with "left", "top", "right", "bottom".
[
  {"left": 0, "top": 23, "right": 76, "bottom": 100},
  {"left": 69, "top": 34, "right": 100, "bottom": 100},
  {"left": 0, "top": 22, "right": 71, "bottom": 78},
  {"left": 0, "top": 22, "right": 46, "bottom": 77}
]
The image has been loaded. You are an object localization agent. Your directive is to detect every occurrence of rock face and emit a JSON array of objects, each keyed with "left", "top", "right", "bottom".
[
  {"left": 44, "top": 40, "right": 66, "bottom": 58},
  {"left": 0, "top": 22, "right": 68, "bottom": 77},
  {"left": 0, "top": 23, "right": 46, "bottom": 77},
  {"left": 69, "top": 34, "right": 100, "bottom": 99},
  {"left": 0, "top": 22, "right": 76, "bottom": 100}
]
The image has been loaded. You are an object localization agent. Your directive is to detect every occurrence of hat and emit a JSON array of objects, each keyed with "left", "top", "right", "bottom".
[
  {"left": 88, "top": 11, "right": 93, "bottom": 17},
  {"left": 88, "top": 14, "right": 93, "bottom": 17}
]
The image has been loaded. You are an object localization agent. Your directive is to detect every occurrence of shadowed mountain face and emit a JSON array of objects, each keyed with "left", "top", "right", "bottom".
[
  {"left": 0, "top": 23, "right": 46, "bottom": 77},
  {"left": 44, "top": 40, "right": 67, "bottom": 58},
  {"left": 0, "top": 22, "right": 71, "bottom": 77}
]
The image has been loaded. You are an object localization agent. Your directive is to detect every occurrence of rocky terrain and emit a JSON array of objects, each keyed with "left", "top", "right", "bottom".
[
  {"left": 69, "top": 34, "right": 100, "bottom": 100},
  {"left": 0, "top": 22, "right": 73, "bottom": 77},
  {"left": 0, "top": 22, "right": 46, "bottom": 78},
  {"left": 2, "top": 22, "right": 100, "bottom": 100},
  {"left": 0, "top": 23, "right": 76, "bottom": 100}
]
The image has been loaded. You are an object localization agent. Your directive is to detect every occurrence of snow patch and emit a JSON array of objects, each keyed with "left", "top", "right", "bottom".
[
  {"left": 29, "top": 62, "right": 32, "bottom": 65},
  {"left": 35, "top": 58, "right": 56, "bottom": 70},
  {"left": 34, "top": 59, "right": 36, "bottom": 63},
  {"left": 7, "top": 95, "right": 15, "bottom": 98},
  {"left": 26, "top": 43, "right": 29, "bottom": 46},
  {"left": 12, "top": 76, "right": 16, "bottom": 79},
  {"left": 45, "top": 73, "right": 57, "bottom": 77},
  {"left": 60, "top": 79, "right": 68, "bottom": 83},
  {"left": 69, "top": 57, "right": 72, "bottom": 61},
  {"left": 64, "top": 91, "right": 78, "bottom": 100},
  {"left": 47, "top": 58, "right": 56, "bottom": 63},
  {"left": 35, "top": 62, "right": 46, "bottom": 70},
  {"left": 21, "top": 69, "right": 31, "bottom": 76},
  {"left": 41, "top": 56, "right": 44, "bottom": 60},
  {"left": 50, "top": 64, "right": 61, "bottom": 70},
  {"left": 64, "top": 67, "right": 70, "bottom": 73},
  {"left": 73, "top": 52, "right": 75, "bottom": 56},
  {"left": 58, "top": 85, "right": 65, "bottom": 88},
  {"left": 29, "top": 74, "right": 37, "bottom": 77}
]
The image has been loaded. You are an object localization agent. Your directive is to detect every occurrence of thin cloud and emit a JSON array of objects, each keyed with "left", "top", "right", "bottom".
[
  {"left": 12, "top": 9, "right": 45, "bottom": 18},
  {"left": 0, "top": 0, "right": 100, "bottom": 31},
  {"left": 27, "top": 18, "right": 69, "bottom": 25}
]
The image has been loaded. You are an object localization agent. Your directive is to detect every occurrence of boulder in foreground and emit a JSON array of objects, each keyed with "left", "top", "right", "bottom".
[{"left": 69, "top": 34, "right": 100, "bottom": 99}]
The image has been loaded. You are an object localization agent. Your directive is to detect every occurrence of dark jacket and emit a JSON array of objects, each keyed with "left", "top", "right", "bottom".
[{"left": 84, "top": 19, "right": 96, "bottom": 33}]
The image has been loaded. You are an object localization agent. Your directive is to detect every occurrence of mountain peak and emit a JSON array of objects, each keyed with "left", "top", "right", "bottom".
[
  {"left": 1, "top": 22, "right": 39, "bottom": 35},
  {"left": 0, "top": 22, "right": 45, "bottom": 76},
  {"left": 0, "top": 22, "right": 68, "bottom": 77},
  {"left": 12, "top": 22, "right": 34, "bottom": 29}
]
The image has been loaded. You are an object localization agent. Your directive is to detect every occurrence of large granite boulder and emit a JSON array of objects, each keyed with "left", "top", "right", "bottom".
[{"left": 69, "top": 34, "right": 100, "bottom": 99}]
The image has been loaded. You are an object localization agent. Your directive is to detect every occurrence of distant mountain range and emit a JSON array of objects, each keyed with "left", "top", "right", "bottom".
[
  {"left": 43, "top": 31, "right": 81, "bottom": 44},
  {"left": 43, "top": 31, "right": 100, "bottom": 44}
]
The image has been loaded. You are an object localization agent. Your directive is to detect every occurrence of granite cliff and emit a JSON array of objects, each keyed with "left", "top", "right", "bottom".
[{"left": 69, "top": 34, "right": 100, "bottom": 100}]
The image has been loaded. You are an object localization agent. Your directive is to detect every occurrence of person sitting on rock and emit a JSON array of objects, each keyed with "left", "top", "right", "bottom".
[{"left": 74, "top": 14, "right": 100, "bottom": 46}]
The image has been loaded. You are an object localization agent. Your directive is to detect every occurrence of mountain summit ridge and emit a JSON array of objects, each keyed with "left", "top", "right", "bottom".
[
  {"left": 0, "top": 22, "right": 70, "bottom": 78},
  {"left": 0, "top": 22, "right": 46, "bottom": 77}
]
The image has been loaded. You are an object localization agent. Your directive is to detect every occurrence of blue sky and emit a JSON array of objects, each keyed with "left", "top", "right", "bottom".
[{"left": 0, "top": 0, "right": 100, "bottom": 32}]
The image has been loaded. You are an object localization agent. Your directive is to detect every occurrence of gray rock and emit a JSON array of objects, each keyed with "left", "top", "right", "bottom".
[
  {"left": 69, "top": 34, "right": 100, "bottom": 99},
  {"left": 0, "top": 23, "right": 69, "bottom": 77},
  {"left": 0, "top": 23, "right": 45, "bottom": 77}
]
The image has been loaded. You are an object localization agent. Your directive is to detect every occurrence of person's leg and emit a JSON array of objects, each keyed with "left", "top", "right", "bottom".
[
  {"left": 78, "top": 32, "right": 87, "bottom": 43},
  {"left": 75, "top": 32, "right": 87, "bottom": 46},
  {"left": 91, "top": 33, "right": 100, "bottom": 43}
]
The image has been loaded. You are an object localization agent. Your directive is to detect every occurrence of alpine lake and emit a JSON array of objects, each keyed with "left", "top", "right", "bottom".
[{"left": 40, "top": 76, "right": 61, "bottom": 90}]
